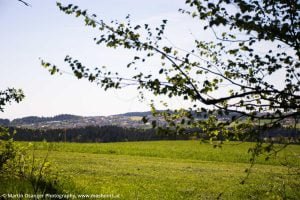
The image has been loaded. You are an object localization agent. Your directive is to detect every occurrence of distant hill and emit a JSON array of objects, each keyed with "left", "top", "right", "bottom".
[
  {"left": 10, "top": 114, "right": 82, "bottom": 125},
  {"left": 114, "top": 111, "right": 153, "bottom": 117},
  {"left": 0, "top": 110, "right": 257, "bottom": 129},
  {"left": 1, "top": 113, "right": 148, "bottom": 129},
  {"left": 0, "top": 118, "right": 10, "bottom": 126}
]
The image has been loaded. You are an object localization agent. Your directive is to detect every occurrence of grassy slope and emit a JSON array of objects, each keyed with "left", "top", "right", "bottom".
[{"left": 4, "top": 141, "right": 300, "bottom": 199}]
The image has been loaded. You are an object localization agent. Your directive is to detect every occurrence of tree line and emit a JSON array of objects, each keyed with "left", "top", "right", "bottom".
[
  {"left": 8, "top": 126, "right": 191, "bottom": 142},
  {"left": 2, "top": 125, "right": 297, "bottom": 143}
]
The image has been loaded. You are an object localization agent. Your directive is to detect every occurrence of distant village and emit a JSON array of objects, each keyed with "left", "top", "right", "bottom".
[
  {"left": 0, "top": 115, "right": 149, "bottom": 129},
  {"left": 0, "top": 111, "right": 297, "bottom": 130}
]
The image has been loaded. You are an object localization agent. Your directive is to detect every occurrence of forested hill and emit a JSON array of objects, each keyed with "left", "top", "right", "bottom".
[
  {"left": 10, "top": 114, "right": 82, "bottom": 125},
  {"left": 113, "top": 111, "right": 153, "bottom": 117},
  {"left": 0, "top": 118, "right": 10, "bottom": 126},
  {"left": 0, "top": 113, "right": 149, "bottom": 129},
  {"left": 115, "top": 110, "right": 243, "bottom": 118}
]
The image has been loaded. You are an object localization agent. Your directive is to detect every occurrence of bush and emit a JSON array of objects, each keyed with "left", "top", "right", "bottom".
[
  {"left": 0, "top": 126, "right": 17, "bottom": 171},
  {"left": 0, "top": 127, "right": 64, "bottom": 197}
]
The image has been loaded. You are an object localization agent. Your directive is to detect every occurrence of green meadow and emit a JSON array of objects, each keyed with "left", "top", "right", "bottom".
[{"left": 2, "top": 141, "right": 300, "bottom": 199}]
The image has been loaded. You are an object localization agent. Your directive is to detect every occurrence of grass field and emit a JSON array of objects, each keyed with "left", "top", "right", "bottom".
[{"left": 2, "top": 141, "right": 300, "bottom": 199}]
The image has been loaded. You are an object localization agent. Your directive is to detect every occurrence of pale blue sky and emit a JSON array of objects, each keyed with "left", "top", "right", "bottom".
[
  {"left": 0, "top": 0, "right": 290, "bottom": 120},
  {"left": 1, "top": 0, "right": 211, "bottom": 119}
]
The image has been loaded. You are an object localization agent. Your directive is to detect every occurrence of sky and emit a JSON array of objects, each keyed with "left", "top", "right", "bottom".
[
  {"left": 0, "top": 0, "right": 292, "bottom": 120},
  {"left": 0, "top": 0, "right": 215, "bottom": 119}
]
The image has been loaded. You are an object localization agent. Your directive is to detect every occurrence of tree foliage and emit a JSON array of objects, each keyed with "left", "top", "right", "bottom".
[
  {"left": 0, "top": 88, "right": 24, "bottom": 112},
  {"left": 42, "top": 1, "right": 299, "bottom": 137}
]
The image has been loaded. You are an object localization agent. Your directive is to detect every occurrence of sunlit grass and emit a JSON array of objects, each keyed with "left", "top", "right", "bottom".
[
  {"left": 29, "top": 140, "right": 300, "bottom": 165},
  {"left": 2, "top": 141, "right": 300, "bottom": 199}
]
